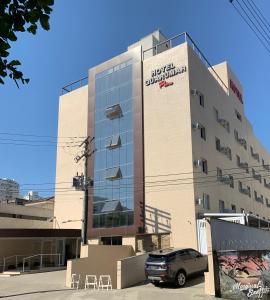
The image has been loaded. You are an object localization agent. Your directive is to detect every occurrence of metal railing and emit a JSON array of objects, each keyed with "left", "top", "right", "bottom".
[
  {"left": 2, "top": 255, "right": 30, "bottom": 272},
  {"left": 22, "top": 253, "right": 62, "bottom": 273},
  {"left": 142, "top": 32, "right": 229, "bottom": 93},
  {"left": 62, "top": 76, "right": 88, "bottom": 95}
]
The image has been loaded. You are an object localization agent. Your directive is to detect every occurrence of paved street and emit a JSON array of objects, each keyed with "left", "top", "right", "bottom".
[{"left": 0, "top": 270, "right": 216, "bottom": 300}]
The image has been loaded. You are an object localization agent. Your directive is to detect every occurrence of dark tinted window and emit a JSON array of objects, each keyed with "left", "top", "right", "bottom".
[
  {"left": 187, "top": 249, "right": 202, "bottom": 258},
  {"left": 148, "top": 252, "right": 176, "bottom": 262}
]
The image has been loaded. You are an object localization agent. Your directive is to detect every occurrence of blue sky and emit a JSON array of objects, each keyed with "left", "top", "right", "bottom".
[{"left": 0, "top": 0, "right": 269, "bottom": 196}]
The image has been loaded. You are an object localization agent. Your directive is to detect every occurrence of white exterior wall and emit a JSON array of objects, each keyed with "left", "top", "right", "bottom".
[
  {"left": 188, "top": 46, "right": 270, "bottom": 220},
  {"left": 54, "top": 85, "right": 88, "bottom": 229}
]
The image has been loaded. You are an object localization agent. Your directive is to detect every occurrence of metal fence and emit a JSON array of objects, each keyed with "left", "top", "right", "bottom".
[
  {"left": 62, "top": 76, "right": 88, "bottom": 95},
  {"left": 142, "top": 32, "right": 229, "bottom": 93}
]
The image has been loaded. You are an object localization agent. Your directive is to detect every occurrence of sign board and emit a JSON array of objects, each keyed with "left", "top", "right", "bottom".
[{"left": 145, "top": 63, "right": 187, "bottom": 87}]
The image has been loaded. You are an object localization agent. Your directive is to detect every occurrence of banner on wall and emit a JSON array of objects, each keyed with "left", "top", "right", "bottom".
[{"left": 217, "top": 250, "right": 270, "bottom": 299}]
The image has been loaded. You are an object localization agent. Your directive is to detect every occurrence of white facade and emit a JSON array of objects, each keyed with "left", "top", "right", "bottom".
[{"left": 0, "top": 179, "right": 19, "bottom": 203}]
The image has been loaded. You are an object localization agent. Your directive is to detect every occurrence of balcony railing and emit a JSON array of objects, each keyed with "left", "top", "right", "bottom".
[
  {"left": 2, "top": 255, "right": 30, "bottom": 272},
  {"left": 22, "top": 253, "right": 62, "bottom": 272},
  {"left": 62, "top": 76, "right": 88, "bottom": 95},
  {"left": 142, "top": 32, "right": 228, "bottom": 93}
]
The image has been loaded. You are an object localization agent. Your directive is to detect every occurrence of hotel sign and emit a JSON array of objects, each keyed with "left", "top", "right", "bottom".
[
  {"left": 230, "top": 79, "right": 243, "bottom": 104},
  {"left": 145, "top": 63, "right": 187, "bottom": 88}
]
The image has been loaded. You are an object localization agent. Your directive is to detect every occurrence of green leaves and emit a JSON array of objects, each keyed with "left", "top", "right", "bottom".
[
  {"left": 0, "top": 0, "right": 54, "bottom": 87},
  {"left": 40, "top": 14, "right": 50, "bottom": 30}
]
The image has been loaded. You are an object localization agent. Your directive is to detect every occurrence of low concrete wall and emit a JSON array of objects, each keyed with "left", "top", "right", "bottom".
[
  {"left": 117, "top": 253, "right": 148, "bottom": 289},
  {"left": 66, "top": 245, "right": 135, "bottom": 289}
]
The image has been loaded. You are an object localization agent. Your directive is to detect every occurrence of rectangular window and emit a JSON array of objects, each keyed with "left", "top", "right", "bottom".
[
  {"left": 229, "top": 175, "right": 234, "bottom": 189},
  {"left": 200, "top": 125, "right": 206, "bottom": 140},
  {"left": 199, "top": 94, "right": 204, "bottom": 107},
  {"left": 217, "top": 167, "right": 222, "bottom": 179},
  {"left": 235, "top": 109, "right": 242, "bottom": 121},
  {"left": 231, "top": 204, "right": 236, "bottom": 212},
  {"left": 203, "top": 194, "right": 210, "bottom": 210},
  {"left": 219, "top": 200, "right": 225, "bottom": 213},
  {"left": 202, "top": 159, "right": 208, "bottom": 174},
  {"left": 213, "top": 107, "right": 219, "bottom": 121},
  {"left": 215, "top": 137, "right": 221, "bottom": 151}
]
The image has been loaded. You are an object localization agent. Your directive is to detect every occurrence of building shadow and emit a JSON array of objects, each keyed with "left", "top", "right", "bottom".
[
  {"left": 145, "top": 204, "right": 171, "bottom": 233},
  {"left": 0, "top": 288, "right": 73, "bottom": 299},
  {"left": 142, "top": 275, "right": 204, "bottom": 289}
]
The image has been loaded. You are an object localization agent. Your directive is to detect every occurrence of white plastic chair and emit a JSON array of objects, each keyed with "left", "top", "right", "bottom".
[
  {"left": 98, "top": 275, "right": 112, "bottom": 290},
  {"left": 71, "top": 273, "right": 80, "bottom": 289},
  {"left": 85, "top": 275, "right": 98, "bottom": 290}
]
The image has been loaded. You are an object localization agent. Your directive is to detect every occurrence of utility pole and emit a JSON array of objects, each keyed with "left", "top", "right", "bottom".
[{"left": 74, "top": 136, "right": 95, "bottom": 245}]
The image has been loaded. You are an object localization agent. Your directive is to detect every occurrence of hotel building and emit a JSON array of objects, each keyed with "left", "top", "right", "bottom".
[{"left": 54, "top": 30, "right": 270, "bottom": 251}]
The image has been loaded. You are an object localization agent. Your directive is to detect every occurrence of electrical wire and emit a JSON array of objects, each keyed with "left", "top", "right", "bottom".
[
  {"left": 247, "top": 0, "right": 270, "bottom": 32},
  {"left": 239, "top": 0, "right": 270, "bottom": 42},
  {"left": 230, "top": 0, "right": 270, "bottom": 53},
  {"left": 0, "top": 132, "right": 87, "bottom": 140},
  {"left": 2, "top": 166, "right": 270, "bottom": 195}
]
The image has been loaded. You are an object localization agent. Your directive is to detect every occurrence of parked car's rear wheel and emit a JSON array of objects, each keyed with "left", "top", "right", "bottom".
[{"left": 176, "top": 271, "right": 186, "bottom": 287}]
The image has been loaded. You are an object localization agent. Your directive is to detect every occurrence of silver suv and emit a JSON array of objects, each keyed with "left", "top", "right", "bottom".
[{"left": 145, "top": 248, "right": 208, "bottom": 287}]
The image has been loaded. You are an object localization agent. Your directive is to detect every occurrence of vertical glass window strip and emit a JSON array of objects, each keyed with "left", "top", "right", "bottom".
[{"left": 93, "top": 60, "right": 134, "bottom": 228}]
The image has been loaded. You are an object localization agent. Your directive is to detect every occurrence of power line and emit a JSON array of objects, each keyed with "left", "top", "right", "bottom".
[
  {"left": 247, "top": 0, "right": 270, "bottom": 31},
  {"left": 0, "top": 137, "right": 83, "bottom": 145},
  {"left": 0, "top": 141, "right": 79, "bottom": 148},
  {"left": 3, "top": 166, "right": 270, "bottom": 194},
  {"left": 239, "top": 0, "right": 270, "bottom": 41},
  {"left": 230, "top": 0, "right": 270, "bottom": 54},
  {"left": 0, "top": 132, "right": 87, "bottom": 140},
  {"left": 12, "top": 162, "right": 270, "bottom": 187}
]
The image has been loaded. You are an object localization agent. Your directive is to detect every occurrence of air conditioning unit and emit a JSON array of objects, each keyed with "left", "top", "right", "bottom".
[
  {"left": 239, "top": 138, "right": 246, "bottom": 145},
  {"left": 191, "top": 89, "right": 198, "bottom": 96},
  {"left": 239, "top": 162, "right": 248, "bottom": 169},
  {"left": 220, "top": 146, "right": 230, "bottom": 155},
  {"left": 220, "top": 175, "right": 231, "bottom": 184},
  {"left": 218, "top": 118, "right": 228, "bottom": 127},
  {"left": 193, "top": 160, "right": 202, "bottom": 168},
  {"left": 195, "top": 197, "right": 203, "bottom": 206},
  {"left": 242, "top": 188, "right": 250, "bottom": 196},
  {"left": 192, "top": 122, "right": 201, "bottom": 130}
]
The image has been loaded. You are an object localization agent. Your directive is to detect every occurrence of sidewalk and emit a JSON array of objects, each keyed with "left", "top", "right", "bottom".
[{"left": 0, "top": 270, "right": 216, "bottom": 300}]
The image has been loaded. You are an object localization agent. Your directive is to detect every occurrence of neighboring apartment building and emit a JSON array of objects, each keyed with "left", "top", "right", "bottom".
[
  {"left": 54, "top": 30, "right": 270, "bottom": 250},
  {"left": 24, "top": 191, "right": 41, "bottom": 201},
  {"left": 0, "top": 179, "right": 20, "bottom": 203},
  {"left": 0, "top": 198, "right": 54, "bottom": 229}
]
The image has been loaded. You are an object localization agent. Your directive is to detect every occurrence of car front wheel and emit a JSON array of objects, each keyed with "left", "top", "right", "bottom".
[{"left": 176, "top": 271, "right": 186, "bottom": 287}]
